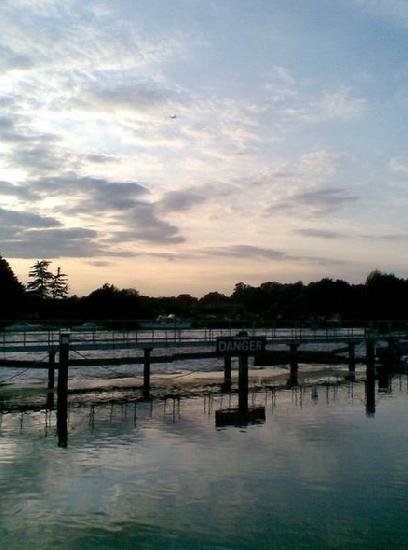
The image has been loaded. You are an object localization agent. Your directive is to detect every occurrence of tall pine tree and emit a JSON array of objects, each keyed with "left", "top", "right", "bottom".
[
  {"left": 50, "top": 267, "right": 69, "bottom": 299},
  {"left": 27, "top": 260, "right": 54, "bottom": 299}
]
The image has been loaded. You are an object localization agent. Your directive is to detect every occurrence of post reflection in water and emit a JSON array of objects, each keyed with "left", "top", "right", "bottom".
[
  {"left": 378, "top": 370, "right": 392, "bottom": 393},
  {"left": 3, "top": 370, "right": 408, "bottom": 442},
  {"left": 4, "top": 372, "right": 408, "bottom": 440},
  {"left": 56, "top": 397, "right": 68, "bottom": 448},
  {"left": 365, "top": 369, "right": 376, "bottom": 417}
]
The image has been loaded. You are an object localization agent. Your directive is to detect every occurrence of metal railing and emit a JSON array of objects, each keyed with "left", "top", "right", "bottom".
[{"left": 0, "top": 324, "right": 394, "bottom": 354}]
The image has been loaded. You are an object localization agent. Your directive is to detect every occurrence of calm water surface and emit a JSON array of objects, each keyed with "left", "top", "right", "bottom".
[{"left": 1, "top": 375, "right": 408, "bottom": 549}]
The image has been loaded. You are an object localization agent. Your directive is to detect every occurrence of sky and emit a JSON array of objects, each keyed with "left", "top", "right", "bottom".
[{"left": 1, "top": 0, "right": 408, "bottom": 296}]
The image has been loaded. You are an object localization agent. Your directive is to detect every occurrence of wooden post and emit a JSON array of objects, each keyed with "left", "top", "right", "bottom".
[
  {"left": 48, "top": 350, "right": 55, "bottom": 391},
  {"left": 238, "top": 353, "right": 248, "bottom": 413},
  {"left": 57, "top": 333, "right": 69, "bottom": 448},
  {"left": 224, "top": 354, "right": 232, "bottom": 391},
  {"left": 143, "top": 348, "right": 152, "bottom": 399},
  {"left": 289, "top": 343, "right": 299, "bottom": 386},
  {"left": 348, "top": 342, "right": 356, "bottom": 372},
  {"left": 366, "top": 338, "right": 376, "bottom": 371}
]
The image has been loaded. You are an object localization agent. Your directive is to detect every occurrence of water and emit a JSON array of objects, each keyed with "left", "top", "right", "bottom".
[{"left": 1, "top": 374, "right": 408, "bottom": 549}]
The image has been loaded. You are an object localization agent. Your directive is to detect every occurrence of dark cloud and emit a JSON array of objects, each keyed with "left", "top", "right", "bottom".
[
  {"left": 0, "top": 181, "right": 33, "bottom": 199},
  {"left": 111, "top": 202, "right": 184, "bottom": 244},
  {"left": 30, "top": 175, "right": 149, "bottom": 211},
  {"left": 0, "top": 208, "right": 60, "bottom": 228},
  {"left": 295, "top": 228, "right": 345, "bottom": 239},
  {"left": 0, "top": 118, "right": 70, "bottom": 175},
  {"left": 10, "top": 143, "right": 72, "bottom": 173},
  {"left": 0, "top": 115, "right": 33, "bottom": 143},
  {"left": 157, "top": 188, "right": 207, "bottom": 212},
  {"left": 268, "top": 187, "right": 358, "bottom": 215},
  {"left": 1, "top": 227, "right": 102, "bottom": 259},
  {"left": 27, "top": 175, "right": 184, "bottom": 244},
  {"left": 1, "top": 174, "right": 185, "bottom": 248},
  {"left": 22, "top": 227, "right": 96, "bottom": 240}
]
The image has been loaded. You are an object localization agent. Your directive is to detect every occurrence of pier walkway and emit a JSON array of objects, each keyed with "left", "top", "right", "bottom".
[{"left": 0, "top": 326, "right": 381, "bottom": 355}]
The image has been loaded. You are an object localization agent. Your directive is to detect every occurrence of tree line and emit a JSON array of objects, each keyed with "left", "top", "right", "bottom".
[{"left": 1, "top": 255, "right": 408, "bottom": 323}]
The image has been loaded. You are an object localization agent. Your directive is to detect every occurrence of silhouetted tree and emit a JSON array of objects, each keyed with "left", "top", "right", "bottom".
[
  {"left": 27, "top": 260, "right": 54, "bottom": 299},
  {"left": 50, "top": 267, "right": 69, "bottom": 299},
  {"left": 305, "top": 278, "right": 351, "bottom": 318},
  {"left": 85, "top": 283, "right": 142, "bottom": 319},
  {"left": 0, "top": 256, "right": 25, "bottom": 319},
  {"left": 364, "top": 270, "right": 407, "bottom": 320},
  {"left": 199, "top": 292, "right": 232, "bottom": 314}
]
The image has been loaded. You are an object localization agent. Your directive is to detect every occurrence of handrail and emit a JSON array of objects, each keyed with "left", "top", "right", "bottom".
[{"left": 2, "top": 326, "right": 407, "bottom": 354}]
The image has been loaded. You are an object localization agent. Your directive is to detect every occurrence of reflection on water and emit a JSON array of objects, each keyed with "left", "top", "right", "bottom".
[{"left": 1, "top": 374, "right": 408, "bottom": 549}]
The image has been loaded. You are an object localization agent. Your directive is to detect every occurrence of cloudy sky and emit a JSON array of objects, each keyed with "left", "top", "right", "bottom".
[{"left": 1, "top": 0, "right": 408, "bottom": 296}]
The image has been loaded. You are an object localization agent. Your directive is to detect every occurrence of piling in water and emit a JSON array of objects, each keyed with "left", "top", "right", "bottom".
[
  {"left": 48, "top": 350, "right": 55, "bottom": 391},
  {"left": 238, "top": 353, "right": 249, "bottom": 413},
  {"left": 57, "top": 334, "right": 70, "bottom": 448},
  {"left": 223, "top": 354, "right": 232, "bottom": 391},
  {"left": 348, "top": 342, "right": 356, "bottom": 372},
  {"left": 143, "top": 348, "right": 152, "bottom": 399},
  {"left": 366, "top": 339, "right": 376, "bottom": 371},
  {"left": 289, "top": 343, "right": 299, "bottom": 386}
]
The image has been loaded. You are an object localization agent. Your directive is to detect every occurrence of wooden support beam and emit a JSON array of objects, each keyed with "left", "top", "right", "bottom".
[
  {"left": 238, "top": 353, "right": 249, "bottom": 413},
  {"left": 48, "top": 350, "right": 55, "bottom": 391},
  {"left": 143, "top": 348, "right": 153, "bottom": 399},
  {"left": 365, "top": 338, "right": 376, "bottom": 371},
  {"left": 223, "top": 354, "right": 232, "bottom": 391},
  {"left": 348, "top": 342, "right": 356, "bottom": 372},
  {"left": 57, "top": 334, "right": 70, "bottom": 448},
  {"left": 289, "top": 343, "right": 299, "bottom": 386}
]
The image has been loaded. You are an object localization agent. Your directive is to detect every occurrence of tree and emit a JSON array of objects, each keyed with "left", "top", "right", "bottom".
[
  {"left": 27, "top": 260, "right": 54, "bottom": 299},
  {"left": 85, "top": 283, "right": 142, "bottom": 318},
  {"left": 50, "top": 267, "right": 69, "bottom": 299},
  {"left": 0, "top": 256, "right": 25, "bottom": 318}
]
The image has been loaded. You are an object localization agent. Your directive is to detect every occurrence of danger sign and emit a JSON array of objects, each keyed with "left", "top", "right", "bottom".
[{"left": 216, "top": 336, "right": 266, "bottom": 355}]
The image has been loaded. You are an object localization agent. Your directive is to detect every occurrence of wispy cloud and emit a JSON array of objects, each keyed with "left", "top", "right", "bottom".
[
  {"left": 295, "top": 228, "right": 346, "bottom": 239},
  {"left": 201, "top": 245, "right": 344, "bottom": 267},
  {"left": 268, "top": 187, "right": 359, "bottom": 216},
  {"left": 280, "top": 86, "right": 367, "bottom": 123},
  {"left": 157, "top": 187, "right": 208, "bottom": 213},
  {"left": 390, "top": 157, "right": 408, "bottom": 174}
]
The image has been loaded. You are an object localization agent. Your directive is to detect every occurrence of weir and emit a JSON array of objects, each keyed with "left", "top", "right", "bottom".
[{"left": 1, "top": 325, "right": 407, "bottom": 429}]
